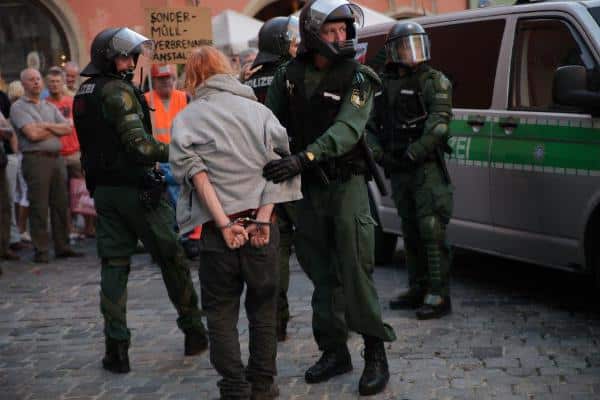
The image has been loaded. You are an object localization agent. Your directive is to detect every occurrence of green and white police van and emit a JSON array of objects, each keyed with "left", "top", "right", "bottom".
[{"left": 359, "top": 0, "right": 600, "bottom": 287}]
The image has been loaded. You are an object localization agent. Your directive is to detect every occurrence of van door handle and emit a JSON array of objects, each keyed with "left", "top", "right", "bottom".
[
  {"left": 467, "top": 115, "right": 485, "bottom": 133},
  {"left": 498, "top": 118, "right": 519, "bottom": 135}
]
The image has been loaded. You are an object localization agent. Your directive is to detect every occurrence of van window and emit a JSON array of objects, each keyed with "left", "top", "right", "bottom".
[
  {"left": 510, "top": 19, "right": 585, "bottom": 112},
  {"left": 427, "top": 19, "right": 505, "bottom": 109}
]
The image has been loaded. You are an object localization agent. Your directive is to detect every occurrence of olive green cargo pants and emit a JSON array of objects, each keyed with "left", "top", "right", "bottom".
[
  {"left": 295, "top": 175, "right": 396, "bottom": 351},
  {"left": 94, "top": 186, "right": 205, "bottom": 342},
  {"left": 391, "top": 162, "right": 453, "bottom": 297}
]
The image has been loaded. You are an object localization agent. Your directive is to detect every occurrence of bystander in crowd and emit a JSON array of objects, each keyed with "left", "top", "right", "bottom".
[
  {"left": 6, "top": 80, "right": 31, "bottom": 245},
  {"left": 0, "top": 111, "right": 17, "bottom": 262},
  {"left": 63, "top": 62, "right": 80, "bottom": 97},
  {"left": 9, "top": 68, "right": 82, "bottom": 263},
  {"left": 46, "top": 66, "right": 95, "bottom": 241}
]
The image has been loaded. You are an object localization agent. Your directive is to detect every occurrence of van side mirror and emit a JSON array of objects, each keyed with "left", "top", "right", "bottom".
[{"left": 553, "top": 65, "right": 600, "bottom": 116}]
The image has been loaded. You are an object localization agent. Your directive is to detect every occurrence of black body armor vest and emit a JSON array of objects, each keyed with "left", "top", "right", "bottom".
[
  {"left": 73, "top": 76, "right": 152, "bottom": 192},
  {"left": 285, "top": 58, "right": 365, "bottom": 179},
  {"left": 378, "top": 67, "right": 430, "bottom": 154}
]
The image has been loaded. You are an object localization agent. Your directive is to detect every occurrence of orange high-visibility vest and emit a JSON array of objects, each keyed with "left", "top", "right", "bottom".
[{"left": 145, "top": 89, "right": 187, "bottom": 143}]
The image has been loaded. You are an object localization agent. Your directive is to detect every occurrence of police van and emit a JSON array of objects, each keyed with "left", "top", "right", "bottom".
[{"left": 359, "top": 0, "right": 600, "bottom": 287}]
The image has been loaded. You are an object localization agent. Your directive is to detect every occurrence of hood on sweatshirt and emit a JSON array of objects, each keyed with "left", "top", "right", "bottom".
[{"left": 193, "top": 73, "right": 257, "bottom": 102}]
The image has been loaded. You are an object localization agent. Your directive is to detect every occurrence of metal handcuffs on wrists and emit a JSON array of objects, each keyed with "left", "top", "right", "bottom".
[{"left": 219, "top": 217, "right": 271, "bottom": 230}]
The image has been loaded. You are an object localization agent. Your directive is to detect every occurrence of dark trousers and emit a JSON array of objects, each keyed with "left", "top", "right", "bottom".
[
  {"left": 198, "top": 224, "right": 280, "bottom": 400},
  {"left": 21, "top": 153, "right": 69, "bottom": 256}
]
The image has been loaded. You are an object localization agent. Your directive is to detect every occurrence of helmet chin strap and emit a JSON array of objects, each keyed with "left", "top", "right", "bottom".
[{"left": 118, "top": 68, "right": 135, "bottom": 81}]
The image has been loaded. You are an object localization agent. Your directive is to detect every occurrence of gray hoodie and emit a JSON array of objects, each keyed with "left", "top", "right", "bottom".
[{"left": 170, "top": 74, "right": 302, "bottom": 233}]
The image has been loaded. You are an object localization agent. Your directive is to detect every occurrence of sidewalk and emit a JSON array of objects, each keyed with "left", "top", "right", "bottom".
[{"left": 1, "top": 242, "right": 599, "bottom": 399}]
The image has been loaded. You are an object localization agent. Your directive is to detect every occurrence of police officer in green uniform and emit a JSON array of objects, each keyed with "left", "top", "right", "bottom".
[
  {"left": 367, "top": 21, "right": 454, "bottom": 320},
  {"left": 263, "top": 1, "right": 396, "bottom": 395},
  {"left": 73, "top": 28, "right": 208, "bottom": 373},
  {"left": 244, "top": 15, "right": 299, "bottom": 341}
]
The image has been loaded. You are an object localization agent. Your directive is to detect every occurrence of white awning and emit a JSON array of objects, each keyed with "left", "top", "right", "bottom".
[{"left": 212, "top": 10, "right": 263, "bottom": 55}]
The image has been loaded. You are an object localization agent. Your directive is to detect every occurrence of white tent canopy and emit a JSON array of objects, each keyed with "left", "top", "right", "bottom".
[{"left": 212, "top": 10, "right": 263, "bottom": 55}]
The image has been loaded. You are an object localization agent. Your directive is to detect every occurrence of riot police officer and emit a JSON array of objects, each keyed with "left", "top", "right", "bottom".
[
  {"left": 263, "top": 1, "right": 396, "bottom": 396},
  {"left": 367, "top": 21, "right": 454, "bottom": 320},
  {"left": 73, "top": 28, "right": 208, "bottom": 373},
  {"left": 244, "top": 15, "right": 299, "bottom": 342}
]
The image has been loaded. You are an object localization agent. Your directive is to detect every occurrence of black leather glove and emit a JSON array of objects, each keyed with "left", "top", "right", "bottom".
[{"left": 263, "top": 152, "right": 311, "bottom": 183}]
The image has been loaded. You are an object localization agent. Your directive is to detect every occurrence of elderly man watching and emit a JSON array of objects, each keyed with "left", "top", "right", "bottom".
[
  {"left": 9, "top": 68, "right": 83, "bottom": 263},
  {"left": 63, "top": 62, "right": 80, "bottom": 97}
]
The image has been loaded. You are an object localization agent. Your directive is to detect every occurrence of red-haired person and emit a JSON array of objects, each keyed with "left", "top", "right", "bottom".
[{"left": 170, "top": 46, "right": 301, "bottom": 400}]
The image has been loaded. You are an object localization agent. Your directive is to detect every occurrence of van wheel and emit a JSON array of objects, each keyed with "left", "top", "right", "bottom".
[{"left": 374, "top": 224, "right": 398, "bottom": 265}]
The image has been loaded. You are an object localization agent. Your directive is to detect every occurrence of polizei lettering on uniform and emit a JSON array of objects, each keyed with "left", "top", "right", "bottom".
[{"left": 246, "top": 76, "right": 274, "bottom": 89}]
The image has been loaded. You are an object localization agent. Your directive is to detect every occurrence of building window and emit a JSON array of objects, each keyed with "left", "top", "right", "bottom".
[{"left": 0, "top": 0, "right": 71, "bottom": 82}]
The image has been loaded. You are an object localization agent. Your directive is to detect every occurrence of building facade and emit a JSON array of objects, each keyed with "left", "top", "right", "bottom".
[{"left": 0, "top": 0, "right": 468, "bottom": 83}]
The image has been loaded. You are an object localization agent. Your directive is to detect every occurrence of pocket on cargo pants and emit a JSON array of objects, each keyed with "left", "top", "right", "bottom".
[{"left": 356, "top": 214, "right": 376, "bottom": 275}]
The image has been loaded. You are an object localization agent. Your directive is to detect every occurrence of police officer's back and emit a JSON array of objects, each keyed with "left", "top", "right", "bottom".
[{"left": 73, "top": 28, "right": 207, "bottom": 374}]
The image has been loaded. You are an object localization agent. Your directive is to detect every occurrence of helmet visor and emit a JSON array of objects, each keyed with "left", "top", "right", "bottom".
[
  {"left": 306, "top": 0, "right": 364, "bottom": 35},
  {"left": 386, "top": 34, "right": 430, "bottom": 65},
  {"left": 111, "top": 28, "right": 154, "bottom": 59},
  {"left": 287, "top": 15, "right": 301, "bottom": 44}
]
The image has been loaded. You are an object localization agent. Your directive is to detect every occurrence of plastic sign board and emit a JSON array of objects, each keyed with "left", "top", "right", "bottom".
[{"left": 145, "top": 7, "right": 213, "bottom": 64}]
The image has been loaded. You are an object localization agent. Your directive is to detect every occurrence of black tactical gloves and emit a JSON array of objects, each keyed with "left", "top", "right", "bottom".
[{"left": 263, "top": 152, "right": 312, "bottom": 183}]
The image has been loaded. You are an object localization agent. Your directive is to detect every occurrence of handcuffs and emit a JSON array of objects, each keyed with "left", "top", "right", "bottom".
[{"left": 219, "top": 217, "right": 271, "bottom": 229}]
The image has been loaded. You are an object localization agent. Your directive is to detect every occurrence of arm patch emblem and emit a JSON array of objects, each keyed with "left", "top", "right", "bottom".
[{"left": 351, "top": 88, "right": 366, "bottom": 108}]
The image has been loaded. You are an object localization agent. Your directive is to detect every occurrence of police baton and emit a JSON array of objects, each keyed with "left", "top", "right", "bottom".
[{"left": 358, "top": 136, "right": 388, "bottom": 196}]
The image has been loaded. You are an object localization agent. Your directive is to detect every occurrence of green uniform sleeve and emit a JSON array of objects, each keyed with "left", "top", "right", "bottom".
[
  {"left": 306, "top": 65, "right": 379, "bottom": 161},
  {"left": 265, "top": 65, "right": 289, "bottom": 126},
  {"left": 407, "top": 71, "right": 453, "bottom": 162},
  {"left": 102, "top": 81, "right": 169, "bottom": 164}
]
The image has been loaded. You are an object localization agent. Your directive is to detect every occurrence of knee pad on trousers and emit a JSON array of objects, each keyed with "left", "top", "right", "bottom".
[{"left": 418, "top": 215, "right": 443, "bottom": 243}]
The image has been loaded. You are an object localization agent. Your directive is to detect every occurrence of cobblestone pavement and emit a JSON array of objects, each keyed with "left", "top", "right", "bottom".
[{"left": 1, "top": 240, "right": 599, "bottom": 400}]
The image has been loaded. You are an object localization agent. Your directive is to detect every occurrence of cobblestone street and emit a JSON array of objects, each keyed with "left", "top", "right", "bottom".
[{"left": 1, "top": 241, "right": 599, "bottom": 400}]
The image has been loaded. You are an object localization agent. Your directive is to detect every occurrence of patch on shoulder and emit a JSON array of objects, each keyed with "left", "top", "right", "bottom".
[
  {"left": 121, "top": 91, "right": 134, "bottom": 110},
  {"left": 351, "top": 88, "right": 366, "bottom": 108},
  {"left": 438, "top": 75, "right": 451, "bottom": 91}
]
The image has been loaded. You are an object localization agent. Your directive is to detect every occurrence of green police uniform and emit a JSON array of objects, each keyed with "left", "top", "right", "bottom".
[
  {"left": 368, "top": 63, "right": 454, "bottom": 304},
  {"left": 73, "top": 75, "right": 206, "bottom": 344},
  {"left": 266, "top": 57, "right": 396, "bottom": 351}
]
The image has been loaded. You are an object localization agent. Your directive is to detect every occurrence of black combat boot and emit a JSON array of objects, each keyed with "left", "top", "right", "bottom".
[
  {"left": 389, "top": 288, "right": 425, "bottom": 310},
  {"left": 102, "top": 338, "right": 130, "bottom": 373},
  {"left": 305, "top": 345, "right": 353, "bottom": 383},
  {"left": 359, "top": 337, "right": 389, "bottom": 396},
  {"left": 415, "top": 294, "right": 452, "bottom": 320},
  {"left": 184, "top": 329, "right": 209, "bottom": 356}
]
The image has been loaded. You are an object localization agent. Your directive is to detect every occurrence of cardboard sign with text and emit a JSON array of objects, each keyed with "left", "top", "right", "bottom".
[{"left": 145, "top": 7, "right": 212, "bottom": 64}]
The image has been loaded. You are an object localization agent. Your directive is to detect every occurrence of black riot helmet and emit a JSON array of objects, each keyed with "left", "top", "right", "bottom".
[
  {"left": 298, "top": 0, "right": 364, "bottom": 61},
  {"left": 252, "top": 16, "right": 300, "bottom": 68},
  {"left": 385, "top": 21, "right": 431, "bottom": 67},
  {"left": 81, "top": 27, "right": 154, "bottom": 78}
]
